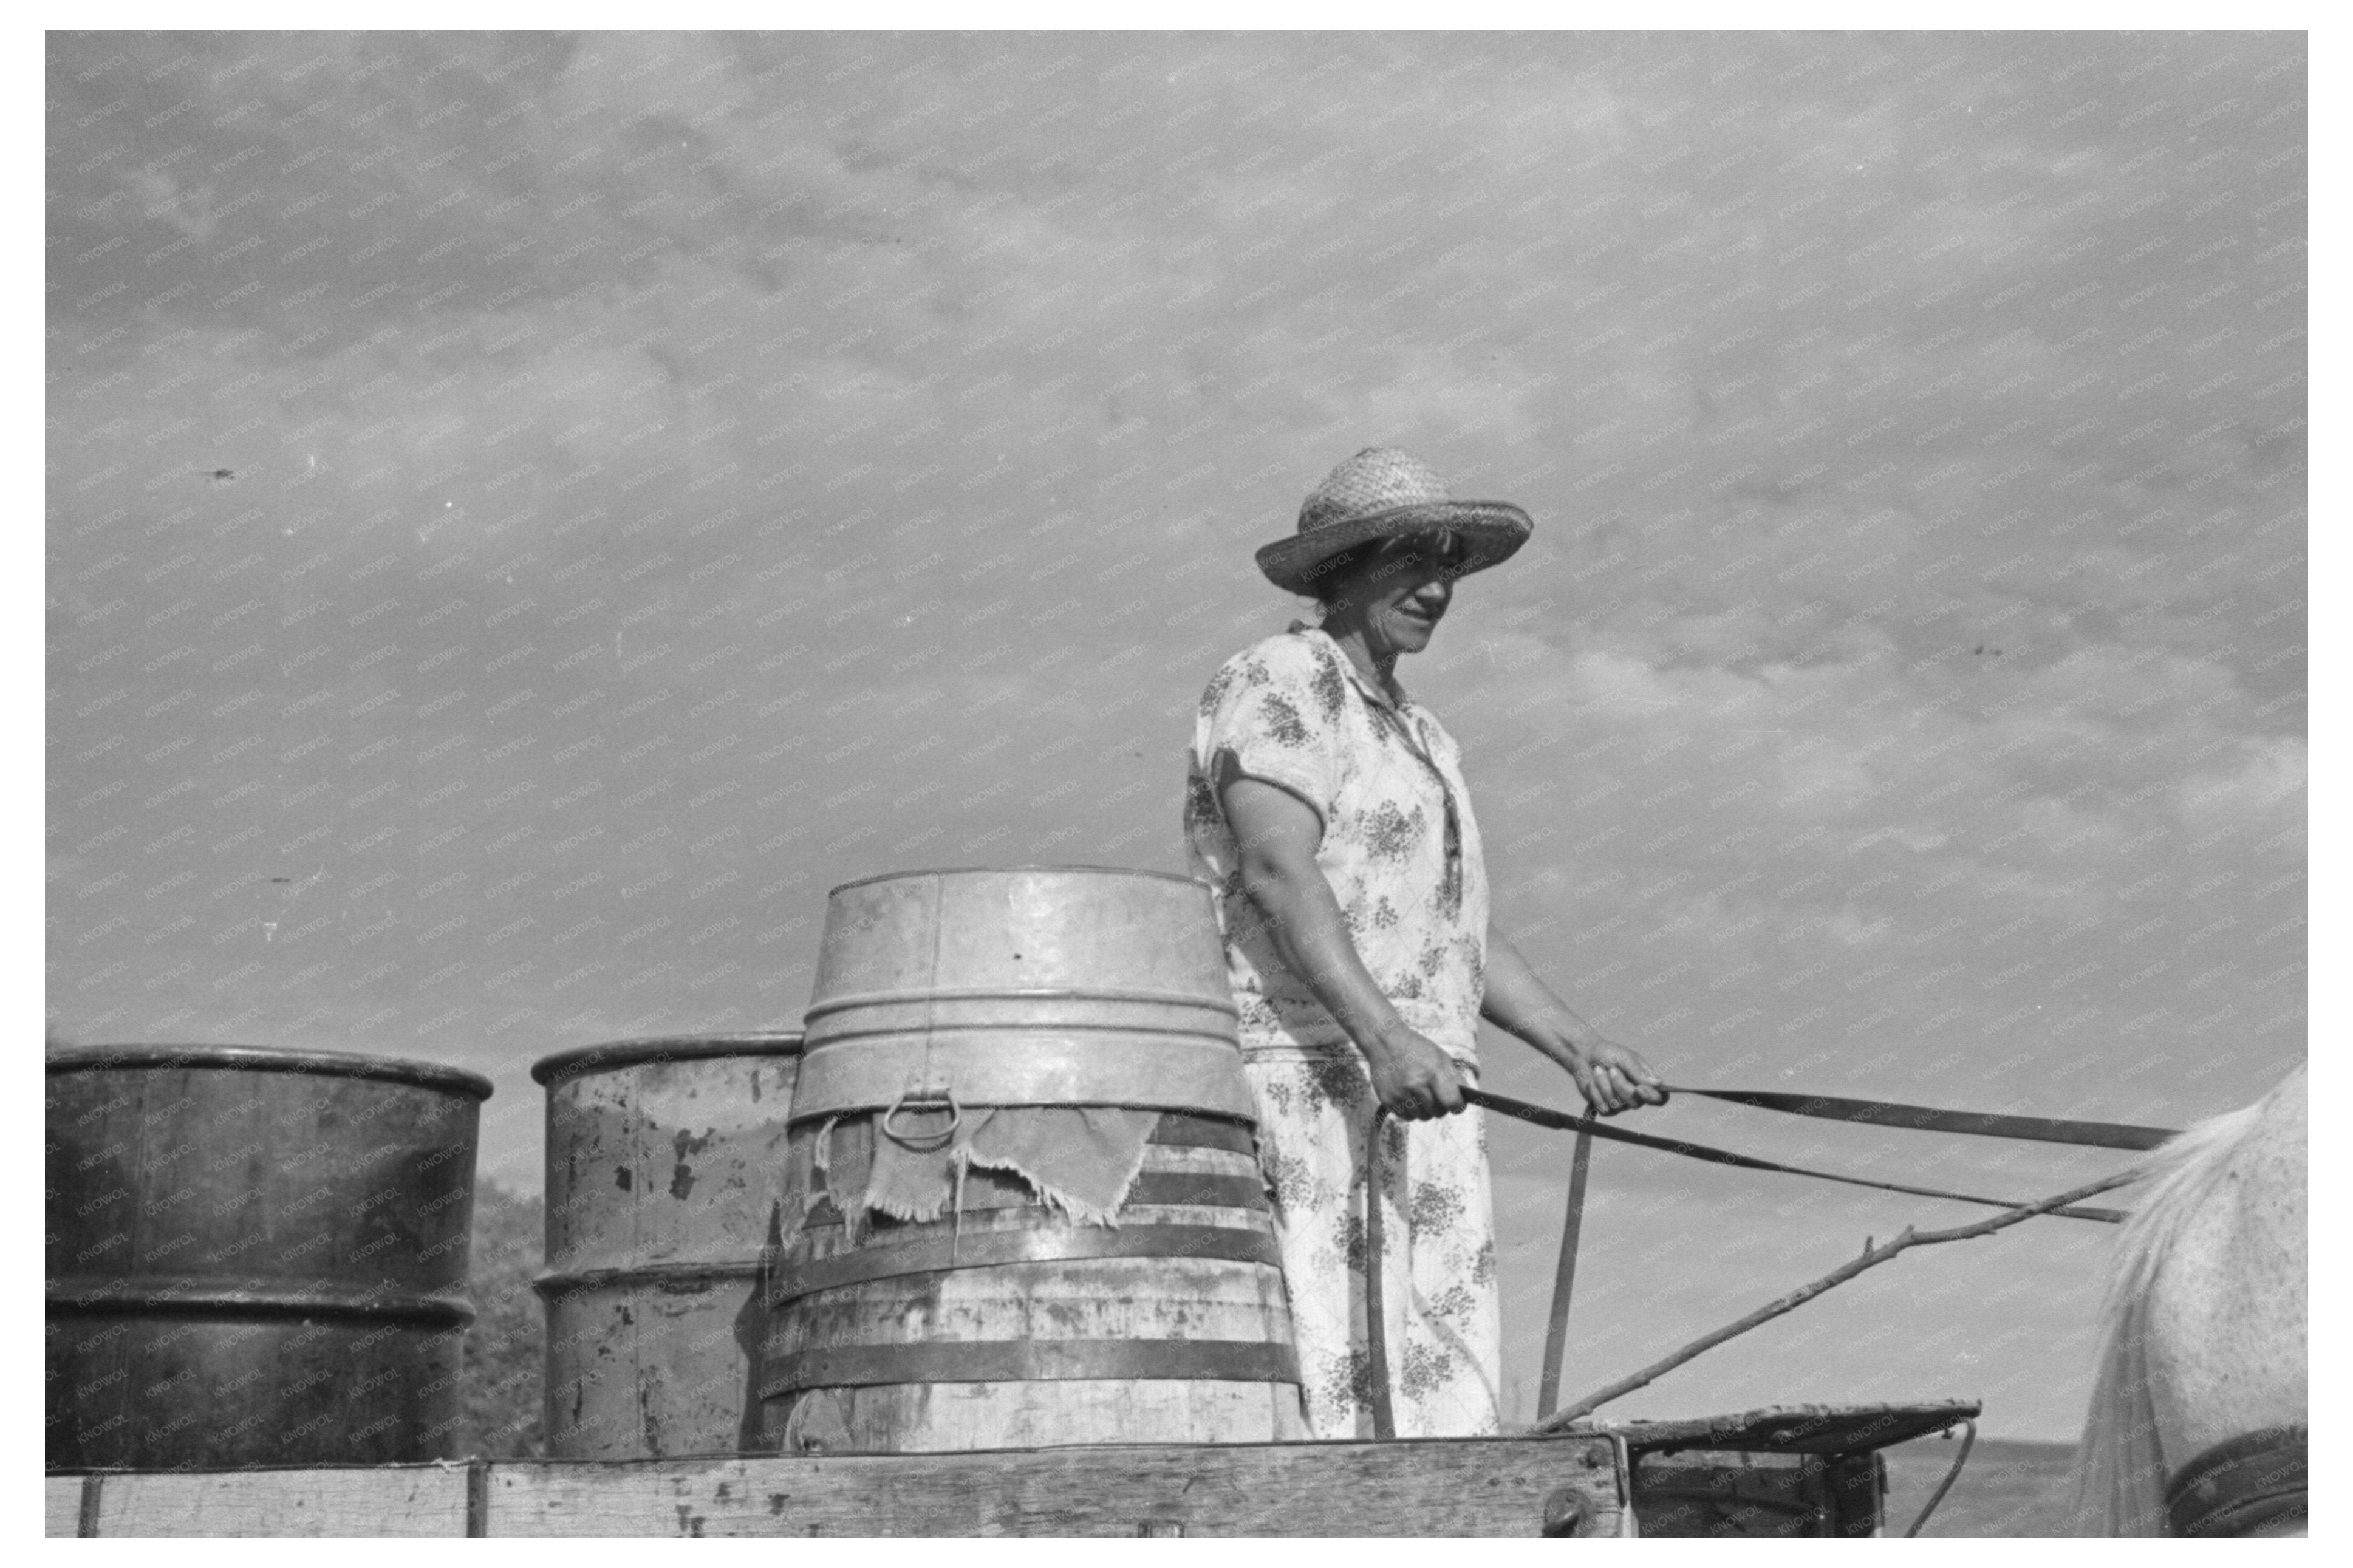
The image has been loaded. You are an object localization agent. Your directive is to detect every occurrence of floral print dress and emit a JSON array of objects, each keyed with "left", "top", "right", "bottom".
[{"left": 1184, "top": 624, "right": 1501, "bottom": 1440}]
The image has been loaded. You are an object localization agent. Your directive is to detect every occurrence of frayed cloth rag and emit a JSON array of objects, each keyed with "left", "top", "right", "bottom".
[{"left": 794, "top": 1103, "right": 1163, "bottom": 1233}]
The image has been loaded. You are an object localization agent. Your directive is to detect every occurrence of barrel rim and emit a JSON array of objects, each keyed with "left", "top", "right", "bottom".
[
  {"left": 531, "top": 1030, "right": 807, "bottom": 1085},
  {"left": 46, "top": 1043, "right": 493, "bottom": 1100},
  {"left": 827, "top": 863, "right": 1211, "bottom": 897}
]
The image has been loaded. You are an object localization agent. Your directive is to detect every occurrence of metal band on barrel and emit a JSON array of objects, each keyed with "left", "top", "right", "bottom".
[
  {"left": 531, "top": 1031, "right": 805, "bottom": 1086},
  {"left": 762, "top": 1337, "right": 1302, "bottom": 1395},
  {"left": 1147, "top": 1112, "right": 1258, "bottom": 1156},
  {"left": 46, "top": 1276, "right": 477, "bottom": 1328},
  {"left": 800, "top": 1173, "right": 1274, "bottom": 1229},
  {"left": 533, "top": 1260, "right": 766, "bottom": 1298},
  {"left": 1131, "top": 1172, "right": 1270, "bottom": 1210},
  {"left": 768, "top": 1221, "right": 1284, "bottom": 1304},
  {"left": 789, "top": 1034, "right": 1258, "bottom": 1122},
  {"left": 803, "top": 986, "right": 1240, "bottom": 1028},
  {"left": 805, "top": 1170, "right": 1268, "bottom": 1222}
]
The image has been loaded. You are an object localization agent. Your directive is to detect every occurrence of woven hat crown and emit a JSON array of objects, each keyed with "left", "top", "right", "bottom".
[
  {"left": 1298, "top": 448, "right": 1453, "bottom": 534},
  {"left": 1255, "top": 443, "right": 1531, "bottom": 593}
]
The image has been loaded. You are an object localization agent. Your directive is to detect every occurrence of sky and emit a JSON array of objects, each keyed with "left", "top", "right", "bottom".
[{"left": 46, "top": 30, "right": 2306, "bottom": 1439}]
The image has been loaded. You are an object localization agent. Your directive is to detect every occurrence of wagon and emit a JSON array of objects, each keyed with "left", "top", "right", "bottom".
[
  {"left": 50, "top": 875, "right": 2156, "bottom": 1537},
  {"left": 46, "top": 1397, "right": 1976, "bottom": 1537}
]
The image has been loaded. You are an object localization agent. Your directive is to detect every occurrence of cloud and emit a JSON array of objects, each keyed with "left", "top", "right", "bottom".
[{"left": 46, "top": 32, "right": 2306, "bottom": 1434}]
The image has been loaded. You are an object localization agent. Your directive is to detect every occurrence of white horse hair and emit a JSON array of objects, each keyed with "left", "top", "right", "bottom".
[{"left": 2068, "top": 1062, "right": 2306, "bottom": 1535}]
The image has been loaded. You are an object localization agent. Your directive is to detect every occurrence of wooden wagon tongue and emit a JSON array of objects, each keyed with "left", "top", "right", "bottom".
[{"left": 1561, "top": 1402, "right": 1984, "bottom": 1456}]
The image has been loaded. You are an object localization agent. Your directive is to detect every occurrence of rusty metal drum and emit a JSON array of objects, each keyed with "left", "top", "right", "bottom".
[
  {"left": 762, "top": 866, "right": 1309, "bottom": 1453},
  {"left": 46, "top": 1044, "right": 490, "bottom": 1470},
  {"left": 534, "top": 1032, "right": 803, "bottom": 1458}
]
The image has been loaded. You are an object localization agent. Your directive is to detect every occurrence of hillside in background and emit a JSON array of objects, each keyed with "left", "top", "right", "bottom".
[{"left": 460, "top": 1179, "right": 545, "bottom": 1459}]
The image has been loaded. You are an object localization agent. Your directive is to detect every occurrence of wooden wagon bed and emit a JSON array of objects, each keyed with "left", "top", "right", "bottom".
[{"left": 46, "top": 1399, "right": 1977, "bottom": 1538}]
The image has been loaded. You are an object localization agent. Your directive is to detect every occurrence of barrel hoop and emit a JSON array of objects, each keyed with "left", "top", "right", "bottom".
[
  {"left": 794, "top": 1110, "right": 1254, "bottom": 1157},
  {"left": 769, "top": 1221, "right": 1283, "bottom": 1304},
  {"left": 799, "top": 1171, "right": 1266, "bottom": 1229},
  {"left": 533, "top": 1261, "right": 765, "bottom": 1298},
  {"left": 46, "top": 1043, "right": 493, "bottom": 1100},
  {"left": 804, "top": 986, "right": 1240, "bottom": 1024},
  {"left": 827, "top": 864, "right": 1211, "bottom": 896},
  {"left": 47, "top": 1276, "right": 476, "bottom": 1328},
  {"left": 762, "top": 1337, "right": 1302, "bottom": 1396},
  {"left": 787, "top": 1035, "right": 1258, "bottom": 1123},
  {"left": 804, "top": 1021, "right": 1239, "bottom": 1051},
  {"left": 1147, "top": 1113, "right": 1257, "bottom": 1155},
  {"left": 1135, "top": 1172, "right": 1268, "bottom": 1209},
  {"left": 532, "top": 1032, "right": 805, "bottom": 1085},
  {"left": 866, "top": 1170, "right": 1261, "bottom": 1216}
]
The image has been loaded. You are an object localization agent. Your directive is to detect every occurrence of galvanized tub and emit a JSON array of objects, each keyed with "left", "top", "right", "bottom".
[
  {"left": 534, "top": 1032, "right": 804, "bottom": 1458},
  {"left": 763, "top": 866, "right": 1308, "bottom": 1453},
  {"left": 46, "top": 1044, "right": 491, "bottom": 1470},
  {"left": 789, "top": 865, "right": 1258, "bottom": 1125}
]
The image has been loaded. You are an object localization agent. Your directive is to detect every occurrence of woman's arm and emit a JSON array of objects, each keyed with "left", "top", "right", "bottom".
[
  {"left": 1217, "top": 756, "right": 1465, "bottom": 1119},
  {"left": 1482, "top": 924, "right": 1668, "bottom": 1115}
]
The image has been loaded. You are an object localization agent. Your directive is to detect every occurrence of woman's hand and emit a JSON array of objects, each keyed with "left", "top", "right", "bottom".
[
  {"left": 1562, "top": 1035, "right": 1668, "bottom": 1117},
  {"left": 1362, "top": 1021, "right": 1468, "bottom": 1120},
  {"left": 1481, "top": 924, "right": 1670, "bottom": 1117}
]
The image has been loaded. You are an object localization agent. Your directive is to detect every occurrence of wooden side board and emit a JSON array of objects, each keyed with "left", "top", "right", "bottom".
[
  {"left": 52, "top": 1466, "right": 471, "bottom": 1538},
  {"left": 46, "top": 1478, "right": 83, "bottom": 1539},
  {"left": 48, "top": 1436, "right": 1627, "bottom": 1538},
  {"left": 489, "top": 1436, "right": 1627, "bottom": 1537}
]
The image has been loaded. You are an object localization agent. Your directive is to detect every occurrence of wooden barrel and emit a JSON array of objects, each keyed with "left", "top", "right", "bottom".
[
  {"left": 46, "top": 1044, "right": 490, "bottom": 1470},
  {"left": 533, "top": 1032, "right": 803, "bottom": 1458},
  {"left": 761, "top": 865, "right": 1309, "bottom": 1453}
]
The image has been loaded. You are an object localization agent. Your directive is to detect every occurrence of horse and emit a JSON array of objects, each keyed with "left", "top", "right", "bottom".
[{"left": 2068, "top": 1062, "right": 2306, "bottom": 1536}]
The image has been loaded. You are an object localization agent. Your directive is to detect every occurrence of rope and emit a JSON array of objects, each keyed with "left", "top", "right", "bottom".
[
  {"left": 1904, "top": 1417, "right": 1977, "bottom": 1537},
  {"left": 1464, "top": 1088, "right": 2126, "bottom": 1223},
  {"left": 1359, "top": 1083, "right": 2148, "bottom": 1443}
]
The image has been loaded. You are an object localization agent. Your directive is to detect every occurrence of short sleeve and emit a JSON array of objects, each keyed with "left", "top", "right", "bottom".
[{"left": 1197, "top": 637, "right": 1348, "bottom": 839}]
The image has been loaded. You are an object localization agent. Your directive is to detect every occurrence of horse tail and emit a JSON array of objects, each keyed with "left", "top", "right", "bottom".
[{"left": 2066, "top": 1075, "right": 2292, "bottom": 1535}]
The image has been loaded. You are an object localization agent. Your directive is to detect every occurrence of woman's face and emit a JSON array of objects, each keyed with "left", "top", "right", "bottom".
[{"left": 1331, "top": 540, "right": 1457, "bottom": 658}]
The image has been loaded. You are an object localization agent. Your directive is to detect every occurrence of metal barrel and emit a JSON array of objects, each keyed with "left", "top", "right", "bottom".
[
  {"left": 533, "top": 1032, "right": 804, "bottom": 1459},
  {"left": 762, "top": 866, "right": 1308, "bottom": 1453},
  {"left": 45, "top": 1044, "right": 491, "bottom": 1470}
]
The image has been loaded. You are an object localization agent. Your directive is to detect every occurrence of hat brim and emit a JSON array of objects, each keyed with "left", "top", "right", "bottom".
[{"left": 1255, "top": 500, "right": 1532, "bottom": 595}]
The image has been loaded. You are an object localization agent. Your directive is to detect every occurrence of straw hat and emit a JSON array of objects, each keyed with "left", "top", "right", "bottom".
[{"left": 1255, "top": 447, "right": 1534, "bottom": 595}]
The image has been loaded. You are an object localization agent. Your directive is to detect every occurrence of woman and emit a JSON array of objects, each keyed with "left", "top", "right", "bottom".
[{"left": 1183, "top": 446, "right": 1667, "bottom": 1440}]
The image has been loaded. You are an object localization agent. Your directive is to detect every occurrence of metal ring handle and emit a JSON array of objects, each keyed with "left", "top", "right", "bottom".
[{"left": 879, "top": 1089, "right": 962, "bottom": 1151}]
